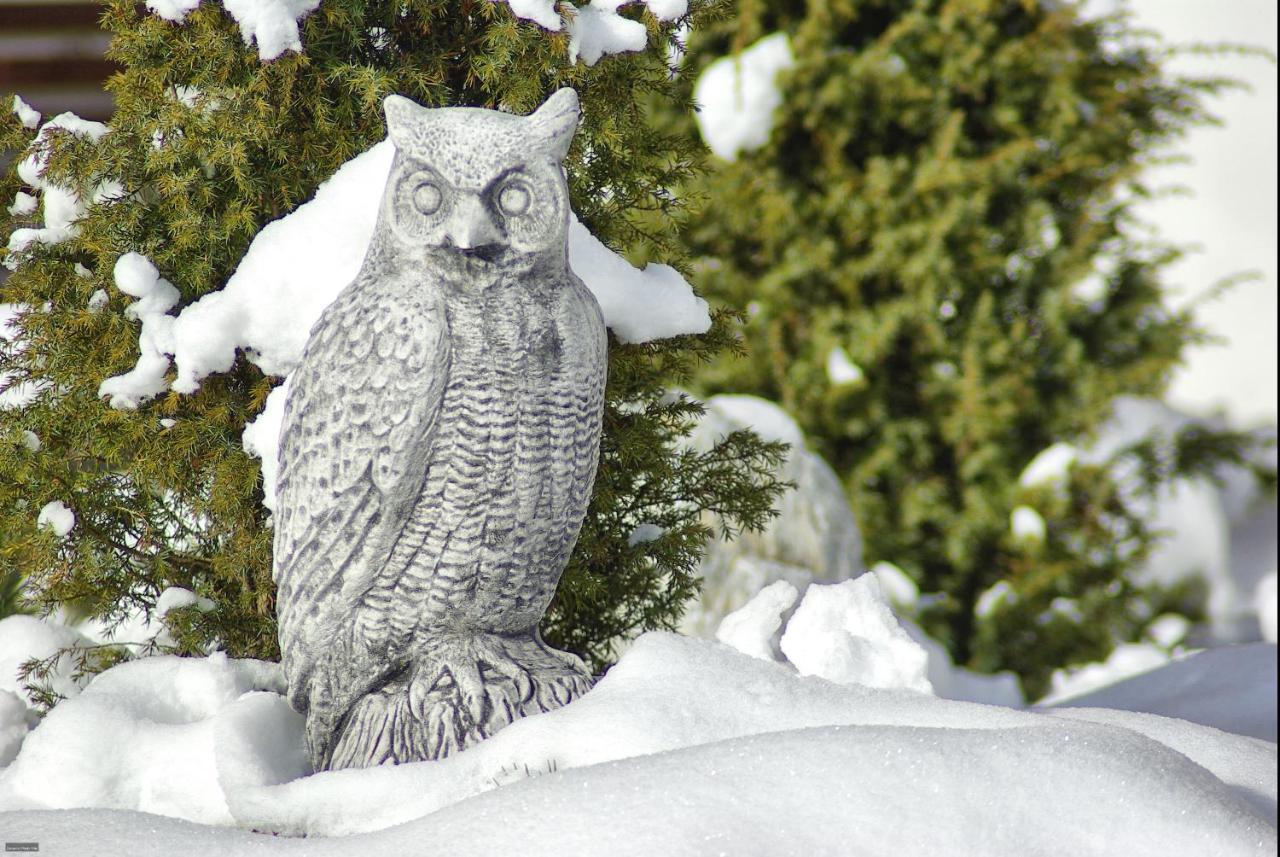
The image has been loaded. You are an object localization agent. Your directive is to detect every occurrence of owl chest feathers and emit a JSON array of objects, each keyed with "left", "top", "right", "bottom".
[{"left": 345, "top": 266, "right": 606, "bottom": 636}]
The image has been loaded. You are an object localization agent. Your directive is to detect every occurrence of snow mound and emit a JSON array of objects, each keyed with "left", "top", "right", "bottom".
[
  {"left": 0, "top": 631, "right": 1274, "bottom": 855},
  {"left": 35, "top": 500, "right": 75, "bottom": 537},
  {"left": 1046, "top": 643, "right": 1278, "bottom": 743},
  {"left": 693, "top": 32, "right": 795, "bottom": 160}
]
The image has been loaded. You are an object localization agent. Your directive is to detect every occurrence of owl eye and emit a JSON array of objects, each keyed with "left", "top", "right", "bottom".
[
  {"left": 497, "top": 182, "right": 531, "bottom": 217},
  {"left": 412, "top": 181, "right": 442, "bottom": 215}
]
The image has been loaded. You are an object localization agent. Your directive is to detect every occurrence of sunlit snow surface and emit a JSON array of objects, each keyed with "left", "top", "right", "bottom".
[{"left": 0, "top": 581, "right": 1275, "bottom": 855}]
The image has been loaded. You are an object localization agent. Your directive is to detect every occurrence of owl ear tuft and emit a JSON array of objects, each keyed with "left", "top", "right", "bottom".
[
  {"left": 384, "top": 94, "right": 424, "bottom": 150},
  {"left": 528, "top": 88, "right": 580, "bottom": 160}
]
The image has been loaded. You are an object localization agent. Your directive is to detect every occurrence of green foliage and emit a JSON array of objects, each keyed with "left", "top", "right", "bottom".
[
  {"left": 0, "top": 1, "right": 786, "bottom": 674},
  {"left": 665, "top": 0, "right": 1273, "bottom": 697}
]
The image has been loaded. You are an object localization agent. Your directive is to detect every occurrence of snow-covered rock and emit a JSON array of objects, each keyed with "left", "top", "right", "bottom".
[{"left": 679, "top": 395, "right": 864, "bottom": 638}]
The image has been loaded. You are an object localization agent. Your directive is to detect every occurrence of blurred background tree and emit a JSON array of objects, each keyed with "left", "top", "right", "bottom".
[{"left": 663, "top": 0, "right": 1274, "bottom": 698}]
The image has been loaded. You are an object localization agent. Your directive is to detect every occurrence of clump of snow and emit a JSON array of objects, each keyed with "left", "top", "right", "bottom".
[
  {"left": 870, "top": 560, "right": 918, "bottom": 608},
  {"left": 693, "top": 32, "right": 795, "bottom": 160},
  {"left": 825, "top": 345, "right": 865, "bottom": 386},
  {"left": 7, "top": 112, "right": 114, "bottom": 266},
  {"left": 1010, "top": 504, "right": 1046, "bottom": 543},
  {"left": 21, "top": 430, "right": 40, "bottom": 452},
  {"left": 502, "top": 0, "right": 560, "bottom": 30},
  {"left": 11, "top": 96, "right": 39, "bottom": 130},
  {"left": 97, "top": 253, "right": 180, "bottom": 410},
  {"left": 87, "top": 289, "right": 109, "bottom": 312},
  {"left": 145, "top": 0, "right": 200, "bottom": 21},
  {"left": 0, "top": 615, "right": 93, "bottom": 707},
  {"left": 1147, "top": 613, "right": 1192, "bottom": 649},
  {"left": 1018, "top": 441, "right": 1079, "bottom": 488},
  {"left": 155, "top": 587, "right": 216, "bottom": 618},
  {"left": 7, "top": 192, "right": 37, "bottom": 217},
  {"left": 240, "top": 379, "right": 290, "bottom": 512},
  {"left": 222, "top": 0, "right": 322, "bottom": 62},
  {"left": 0, "top": 629, "right": 1273, "bottom": 854},
  {"left": 1257, "top": 573, "right": 1277, "bottom": 643},
  {"left": 975, "top": 580, "right": 1015, "bottom": 618},
  {"left": 779, "top": 576, "right": 933, "bottom": 693},
  {"left": 626, "top": 522, "right": 664, "bottom": 547},
  {"left": 144, "top": 0, "right": 320, "bottom": 61},
  {"left": 714, "top": 579, "right": 797, "bottom": 661},
  {"left": 36, "top": 500, "right": 75, "bottom": 538}
]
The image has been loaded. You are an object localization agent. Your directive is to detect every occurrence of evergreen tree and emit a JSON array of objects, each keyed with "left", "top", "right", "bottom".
[
  {"left": 665, "top": 0, "right": 1272, "bottom": 697},
  {"left": 0, "top": 0, "right": 785, "bottom": 684}
]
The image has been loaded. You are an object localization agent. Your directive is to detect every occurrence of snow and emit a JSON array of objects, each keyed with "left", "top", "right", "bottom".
[
  {"left": 97, "top": 253, "right": 180, "bottom": 410},
  {"left": 778, "top": 576, "right": 933, "bottom": 693},
  {"left": 1258, "top": 572, "right": 1278, "bottom": 643},
  {"left": 6, "top": 112, "right": 114, "bottom": 266},
  {"left": 1046, "top": 643, "right": 1277, "bottom": 743},
  {"left": 1044, "top": 641, "right": 1180, "bottom": 705},
  {"left": 975, "top": 580, "right": 1014, "bottom": 618},
  {"left": 221, "top": 0, "right": 322, "bottom": 62},
  {"left": 825, "top": 345, "right": 865, "bottom": 386},
  {"left": 713, "top": 578, "right": 797, "bottom": 661},
  {"left": 0, "top": 304, "right": 42, "bottom": 409},
  {"left": 501, "top": 0, "right": 561, "bottom": 31},
  {"left": 161, "top": 137, "right": 708, "bottom": 396},
  {"left": 144, "top": 0, "right": 200, "bottom": 21},
  {"left": 625, "top": 522, "right": 664, "bottom": 546},
  {"left": 1018, "top": 441, "right": 1079, "bottom": 488},
  {"left": 36, "top": 500, "right": 75, "bottom": 538},
  {"left": 0, "top": 629, "right": 1273, "bottom": 855},
  {"left": 87, "top": 289, "right": 109, "bottom": 312},
  {"left": 155, "top": 587, "right": 216, "bottom": 618},
  {"left": 1010, "top": 504, "right": 1046, "bottom": 543},
  {"left": 7, "top": 191, "right": 36, "bottom": 217},
  {"left": 0, "top": 615, "right": 93, "bottom": 708},
  {"left": 870, "top": 560, "right": 918, "bottom": 608},
  {"left": 10, "top": 95, "right": 39, "bottom": 130},
  {"left": 239, "top": 378, "right": 290, "bottom": 513},
  {"left": 21, "top": 430, "right": 40, "bottom": 452},
  {"left": 693, "top": 32, "right": 795, "bottom": 160},
  {"left": 679, "top": 395, "right": 864, "bottom": 640},
  {"left": 0, "top": 691, "right": 36, "bottom": 767},
  {"left": 144, "top": 0, "right": 320, "bottom": 61}
]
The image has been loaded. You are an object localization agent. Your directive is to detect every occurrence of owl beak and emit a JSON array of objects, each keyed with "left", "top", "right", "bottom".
[{"left": 444, "top": 194, "right": 504, "bottom": 259}]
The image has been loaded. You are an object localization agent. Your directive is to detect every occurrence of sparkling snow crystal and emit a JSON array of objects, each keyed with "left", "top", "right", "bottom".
[{"left": 693, "top": 32, "right": 795, "bottom": 160}]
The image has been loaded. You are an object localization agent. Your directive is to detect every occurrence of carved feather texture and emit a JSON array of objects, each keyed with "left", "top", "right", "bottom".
[{"left": 273, "top": 92, "right": 607, "bottom": 771}]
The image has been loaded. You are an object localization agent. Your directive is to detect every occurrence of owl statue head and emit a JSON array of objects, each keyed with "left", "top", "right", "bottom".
[{"left": 377, "top": 88, "right": 580, "bottom": 275}]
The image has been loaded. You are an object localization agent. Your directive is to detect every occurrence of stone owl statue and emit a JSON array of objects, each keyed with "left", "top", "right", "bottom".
[{"left": 272, "top": 88, "right": 606, "bottom": 771}]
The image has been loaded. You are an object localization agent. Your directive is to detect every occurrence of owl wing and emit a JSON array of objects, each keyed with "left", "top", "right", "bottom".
[{"left": 272, "top": 280, "right": 450, "bottom": 711}]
